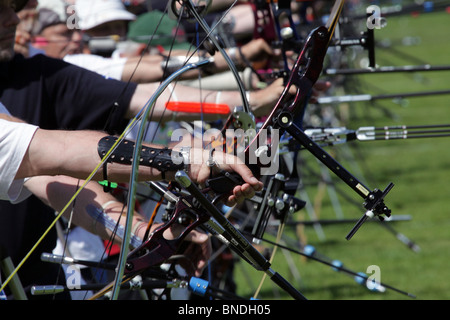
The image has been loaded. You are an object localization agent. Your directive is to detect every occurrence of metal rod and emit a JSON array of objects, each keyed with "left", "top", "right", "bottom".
[
  {"left": 175, "top": 171, "right": 307, "bottom": 300},
  {"left": 324, "top": 64, "right": 450, "bottom": 75},
  {"left": 252, "top": 234, "right": 416, "bottom": 298},
  {"left": 317, "top": 89, "right": 450, "bottom": 104}
]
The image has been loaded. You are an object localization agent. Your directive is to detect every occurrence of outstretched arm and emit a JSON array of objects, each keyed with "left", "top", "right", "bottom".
[
  {"left": 24, "top": 175, "right": 211, "bottom": 276},
  {"left": 15, "top": 128, "right": 263, "bottom": 204}
]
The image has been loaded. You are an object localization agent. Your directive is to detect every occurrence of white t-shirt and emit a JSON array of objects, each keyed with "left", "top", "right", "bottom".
[
  {"left": 0, "top": 105, "right": 38, "bottom": 203},
  {"left": 63, "top": 54, "right": 127, "bottom": 80}
]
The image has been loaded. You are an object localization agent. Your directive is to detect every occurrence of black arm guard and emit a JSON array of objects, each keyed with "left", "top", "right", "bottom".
[{"left": 98, "top": 136, "right": 185, "bottom": 174}]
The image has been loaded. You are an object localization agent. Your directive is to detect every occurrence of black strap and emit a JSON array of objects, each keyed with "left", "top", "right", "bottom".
[{"left": 97, "top": 136, "right": 184, "bottom": 179}]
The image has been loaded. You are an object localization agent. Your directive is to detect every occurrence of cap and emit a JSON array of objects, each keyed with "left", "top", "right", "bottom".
[
  {"left": 75, "top": 0, "right": 136, "bottom": 30},
  {"left": 37, "top": 0, "right": 69, "bottom": 22},
  {"left": 32, "top": 8, "right": 64, "bottom": 35},
  {"left": 14, "top": 0, "right": 28, "bottom": 12},
  {"left": 127, "top": 10, "right": 191, "bottom": 50}
]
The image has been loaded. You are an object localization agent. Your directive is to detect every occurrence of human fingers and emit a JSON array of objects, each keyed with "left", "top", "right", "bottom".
[
  {"left": 182, "top": 237, "right": 212, "bottom": 277},
  {"left": 218, "top": 153, "right": 263, "bottom": 192},
  {"left": 309, "top": 80, "right": 331, "bottom": 103},
  {"left": 183, "top": 228, "right": 210, "bottom": 244},
  {"left": 182, "top": 229, "right": 212, "bottom": 276},
  {"left": 224, "top": 181, "right": 261, "bottom": 207}
]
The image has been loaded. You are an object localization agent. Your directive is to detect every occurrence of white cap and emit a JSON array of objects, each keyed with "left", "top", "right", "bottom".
[
  {"left": 75, "top": 0, "right": 136, "bottom": 30},
  {"left": 37, "top": 0, "right": 68, "bottom": 21}
]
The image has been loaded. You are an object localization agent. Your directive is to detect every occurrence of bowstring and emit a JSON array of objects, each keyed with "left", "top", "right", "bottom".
[
  {"left": 62, "top": 3, "right": 203, "bottom": 300},
  {"left": 147, "top": 0, "right": 242, "bottom": 145},
  {"left": 253, "top": 215, "right": 287, "bottom": 299},
  {"left": 7, "top": 0, "right": 345, "bottom": 299},
  {"left": 58, "top": 5, "right": 184, "bottom": 300}
]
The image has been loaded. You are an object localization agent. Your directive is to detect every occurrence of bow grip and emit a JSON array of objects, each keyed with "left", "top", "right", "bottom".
[
  {"left": 124, "top": 194, "right": 210, "bottom": 275},
  {"left": 206, "top": 171, "right": 244, "bottom": 194}
]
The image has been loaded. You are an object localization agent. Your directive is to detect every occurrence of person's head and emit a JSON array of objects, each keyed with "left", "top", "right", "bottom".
[
  {"left": 75, "top": 0, "right": 136, "bottom": 38},
  {"left": 127, "top": 10, "right": 191, "bottom": 52},
  {"left": 17, "top": 0, "right": 38, "bottom": 31},
  {"left": 31, "top": 8, "right": 82, "bottom": 59},
  {"left": 0, "top": 0, "right": 27, "bottom": 61}
]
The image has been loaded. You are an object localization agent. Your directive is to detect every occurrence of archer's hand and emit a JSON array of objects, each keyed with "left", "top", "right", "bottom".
[
  {"left": 249, "top": 78, "right": 296, "bottom": 117},
  {"left": 309, "top": 80, "right": 332, "bottom": 103},
  {"left": 239, "top": 38, "right": 282, "bottom": 66},
  {"left": 249, "top": 78, "right": 332, "bottom": 117},
  {"left": 188, "top": 148, "right": 263, "bottom": 206},
  {"left": 140, "top": 222, "right": 211, "bottom": 277},
  {"left": 14, "top": 29, "right": 31, "bottom": 57}
]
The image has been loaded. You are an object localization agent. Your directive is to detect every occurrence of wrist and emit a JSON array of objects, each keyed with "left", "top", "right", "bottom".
[
  {"left": 246, "top": 91, "right": 251, "bottom": 106},
  {"left": 179, "top": 146, "right": 191, "bottom": 174},
  {"left": 101, "top": 200, "right": 122, "bottom": 211},
  {"left": 98, "top": 136, "right": 185, "bottom": 181},
  {"left": 228, "top": 47, "right": 243, "bottom": 68},
  {"left": 132, "top": 220, "right": 147, "bottom": 241}
]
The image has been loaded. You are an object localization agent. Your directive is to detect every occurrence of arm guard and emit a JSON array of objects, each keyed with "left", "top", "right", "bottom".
[{"left": 97, "top": 136, "right": 185, "bottom": 175}]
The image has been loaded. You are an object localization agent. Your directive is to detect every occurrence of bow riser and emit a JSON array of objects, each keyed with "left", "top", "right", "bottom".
[
  {"left": 242, "top": 25, "right": 329, "bottom": 173},
  {"left": 124, "top": 195, "right": 210, "bottom": 275}
]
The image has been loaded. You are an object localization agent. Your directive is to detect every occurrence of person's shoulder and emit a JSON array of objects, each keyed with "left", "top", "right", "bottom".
[
  {"left": 12, "top": 53, "right": 71, "bottom": 73},
  {"left": 15, "top": 53, "right": 62, "bottom": 64}
]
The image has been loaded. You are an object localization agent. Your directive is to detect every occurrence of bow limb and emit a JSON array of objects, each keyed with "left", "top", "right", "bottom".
[
  {"left": 244, "top": 0, "right": 344, "bottom": 157},
  {"left": 249, "top": 0, "right": 394, "bottom": 240}
]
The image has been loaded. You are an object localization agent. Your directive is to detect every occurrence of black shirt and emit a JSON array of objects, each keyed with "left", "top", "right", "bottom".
[
  {"left": 0, "top": 54, "right": 135, "bottom": 131},
  {"left": 0, "top": 54, "right": 137, "bottom": 299}
]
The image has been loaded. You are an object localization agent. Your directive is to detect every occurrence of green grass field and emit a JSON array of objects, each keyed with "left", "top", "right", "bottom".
[{"left": 233, "top": 4, "right": 450, "bottom": 300}]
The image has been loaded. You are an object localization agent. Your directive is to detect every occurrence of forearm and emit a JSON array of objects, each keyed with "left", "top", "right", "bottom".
[
  {"left": 16, "top": 129, "right": 166, "bottom": 182},
  {"left": 122, "top": 55, "right": 165, "bottom": 83},
  {"left": 128, "top": 83, "right": 251, "bottom": 121},
  {"left": 209, "top": 0, "right": 238, "bottom": 12},
  {"left": 24, "top": 176, "right": 148, "bottom": 243},
  {"left": 124, "top": 54, "right": 209, "bottom": 83}
]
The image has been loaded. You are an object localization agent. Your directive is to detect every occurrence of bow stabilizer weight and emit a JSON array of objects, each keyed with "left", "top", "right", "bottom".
[{"left": 346, "top": 183, "right": 394, "bottom": 240}]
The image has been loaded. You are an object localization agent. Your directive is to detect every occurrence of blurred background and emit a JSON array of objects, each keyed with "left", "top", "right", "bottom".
[{"left": 234, "top": 0, "right": 450, "bottom": 300}]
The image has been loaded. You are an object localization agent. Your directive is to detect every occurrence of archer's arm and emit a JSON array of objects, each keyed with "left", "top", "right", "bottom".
[
  {"left": 15, "top": 128, "right": 262, "bottom": 205},
  {"left": 15, "top": 129, "right": 160, "bottom": 182}
]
